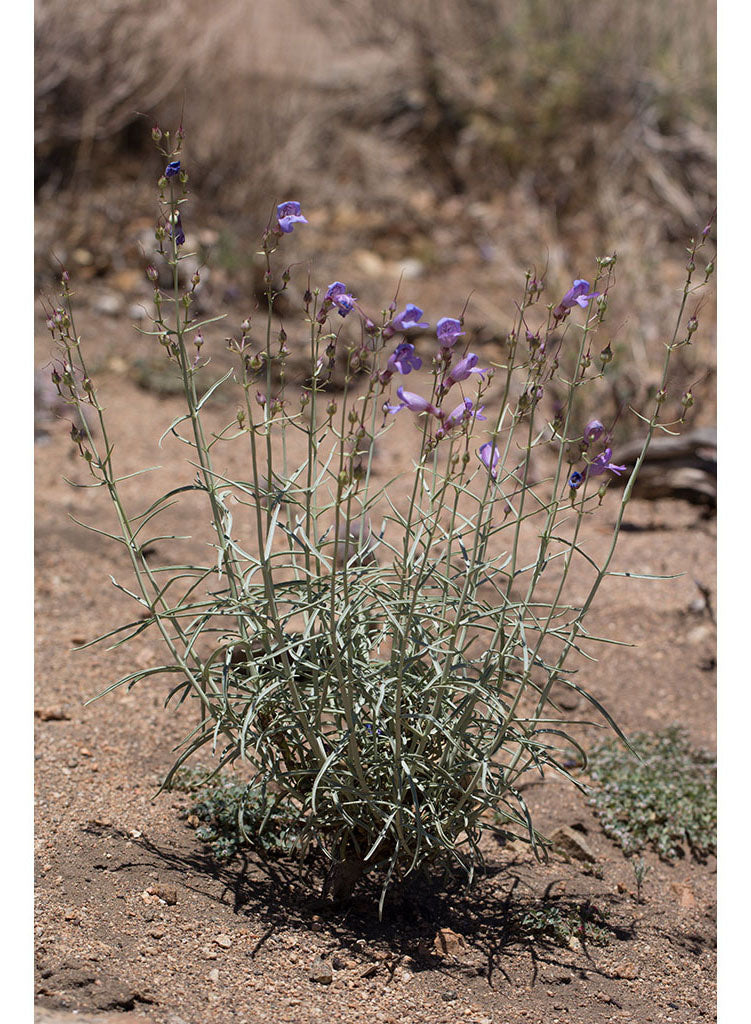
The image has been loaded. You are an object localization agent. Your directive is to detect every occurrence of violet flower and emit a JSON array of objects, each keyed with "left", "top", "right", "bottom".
[
  {"left": 584, "top": 419, "right": 605, "bottom": 444},
  {"left": 554, "top": 278, "right": 600, "bottom": 318},
  {"left": 436, "top": 317, "right": 465, "bottom": 348},
  {"left": 478, "top": 442, "right": 500, "bottom": 479},
  {"left": 587, "top": 447, "right": 627, "bottom": 477},
  {"left": 387, "top": 342, "right": 422, "bottom": 375},
  {"left": 444, "top": 398, "right": 486, "bottom": 430},
  {"left": 169, "top": 212, "right": 185, "bottom": 247},
  {"left": 276, "top": 200, "right": 308, "bottom": 234},
  {"left": 385, "top": 385, "right": 441, "bottom": 418},
  {"left": 445, "top": 352, "right": 487, "bottom": 388},
  {"left": 391, "top": 304, "right": 430, "bottom": 332},
  {"left": 568, "top": 447, "right": 626, "bottom": 489},
  {"left": 325, "top": 281, "right": 356, "bottom": 318},
  {"left": 164, "top": 160, "right": 181, "bottom": 178}
]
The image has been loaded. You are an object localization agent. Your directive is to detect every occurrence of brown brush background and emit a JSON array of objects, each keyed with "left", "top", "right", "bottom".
[{"left": 35, "top": 0, "right": 716, "bottom": 428}]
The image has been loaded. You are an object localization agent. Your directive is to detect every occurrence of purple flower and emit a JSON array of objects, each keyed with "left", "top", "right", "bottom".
[
  {"left": 436, "top": 317, "right": 465, "bottom": 348},
  {"left": 568, "top": 471, "right": 585, "bottom": 490},
  {"left": 584, "top": 419, "right": 605, "bottom": 444},
  {"left": 445, "top": 352, "right": 487, "bottom": 388},
  {"left": 444, "top": 398, "right": 486, "bottom": 430},
  {"left": 164, "top": 160, "right": 181, "bottom": 178},
  {"left": 325, "top": 281, "right": 356, "bottom": 318},
  {"left": 391, "top": 303, "right": 430, "bottom": 332},
  {"left": 169, "top": 212, "right": 185, "bottom": 247},
  {"left": 385, "top": 386, "right": 441, "bottom": 418},
  {"left": 554, "top": 279, "right": 600, "bottom": 318},
  {"left": 587, "top": 447, "right": 627, "bottom": 477},
  {"left": 276, "top": 200, "right": 308, "bottom": 234},
  {"left": 387, "top": 342, "right": 422, "bottom": 375},
  {"left": 479, "top": 442, "right": 500, "bottom": 479}
]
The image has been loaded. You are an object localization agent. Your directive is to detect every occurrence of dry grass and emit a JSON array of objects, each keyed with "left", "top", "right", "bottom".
[{"left": 35, "top": 0, "right": 716, "bottom": 421}]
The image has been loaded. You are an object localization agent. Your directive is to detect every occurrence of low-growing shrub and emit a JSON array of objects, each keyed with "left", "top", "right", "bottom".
[{"left": 45, "top": 127, "right": 713, "bottom": 912}]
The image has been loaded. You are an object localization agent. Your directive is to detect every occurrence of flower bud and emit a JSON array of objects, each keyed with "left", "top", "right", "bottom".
[
  {"left": 599, "top": 343, "right": 613, "bottom": 364},
  {"left": 687, "top": 316, "right": 698, "bottom": 335},
  {"left": 146, "top": 264, "right": 159, "bottom": 283},
  {"left": 151, "top": 125, "right": 162, "bottom": 142},
  {"left": 326, "top": 401, "right": 337, "bottom": 416},
  {"left": 681, "top": 389, "right": 694, "bottom": 409}
]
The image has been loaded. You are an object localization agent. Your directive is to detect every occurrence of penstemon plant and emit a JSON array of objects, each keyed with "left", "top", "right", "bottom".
[{"left": 46, "top": 128, "right": 713, "bottom": 912}]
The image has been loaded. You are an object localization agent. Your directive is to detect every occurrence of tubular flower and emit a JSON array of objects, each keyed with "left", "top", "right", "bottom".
[
  {"left": 479, "top": 442, "right": 500, "bottom": 479},
  {"left": 276, "top": 200, "right": 308, "bottom": 234},
  {"left": 587, "top": 447, "right": 627, "bottom": 477},
  {"left": 387, "top": 342, "right": 422, "bottom": 375},
  {"left": 169, "top": 212, "right": 185, "bottom": 247},
  {"left": 385, "top": 385, "right": 441, "bottom": 418},
  {"left": 391, "top": 304, "right": 430, "bottom": 332},
  {"left": 568, "top": 447, "right": 626, "bottom": 489},
  {"left": 436, "top": 317, "right": 465, "bottom": 348},
  {"left": 584, "top": 419, "right": 605, "bottom": 444},
  {"left": 444, "top": 398, "right": 486, "bottom": 430},
  {"left": 164, "top": 160, "right": 181, "bottom": 178},
  {"left": 325, "top": 281, "right": 356, "bottom": 318},
  {"left": 445, "top": 352, "right": 487, "bottom": 388},
  {"left": 553, "top": 278, "right": 599, "bottom": 318}
]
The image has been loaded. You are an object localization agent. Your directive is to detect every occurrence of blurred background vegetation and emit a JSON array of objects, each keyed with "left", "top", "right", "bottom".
[{"left": 35, "top": 0, "right": 716, "bottom": 429}]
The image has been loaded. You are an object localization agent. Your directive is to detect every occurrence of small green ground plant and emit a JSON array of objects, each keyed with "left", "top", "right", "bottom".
[
  {"left": 45, "top": 127, "right": 713, "bottom": 912},
  {"left": 175, "top": 768, "right": 302, "bottom": 861},
  {"left": 587, "top": 726, "right": 716, "bottom": 860}
]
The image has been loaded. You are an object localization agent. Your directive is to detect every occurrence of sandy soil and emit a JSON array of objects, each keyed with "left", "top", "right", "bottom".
[{"left": 34, "top": 298, "right": 716, "bottom": 1024}]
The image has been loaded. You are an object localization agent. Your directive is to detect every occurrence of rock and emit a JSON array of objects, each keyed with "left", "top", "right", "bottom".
[
  {"left": 208, "top": 968, "right": 220, "bottom": 983},
  {"left": 550, "top": 826, "right": 597, "bottom": 863},
  {"left": 441, "top": 990, "right": 458, "bottom": 1002},
  {"left": 147, "top": 884, "right": 178, "bottom": 905},
  {"left": 35, "top": 707, "right": 71, "bottom": 722},
  {"left": 331, "top": 956, "right": 347, "bottom": 971},
  {"left": 670, "top": 881, "right": 697, "bottom": 910},
  {"left": 615, "top": 961, "right": 639, "bottom": 980},
  {"left": 433, "top": 927, "right": 466, "bottom": 957},
  {"left": 214, "top": 934, "right": 232, "bottom": 949},
  {"left": 309, "top": 957, "right": 333, "bottom": 984}
]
